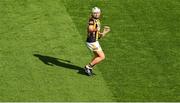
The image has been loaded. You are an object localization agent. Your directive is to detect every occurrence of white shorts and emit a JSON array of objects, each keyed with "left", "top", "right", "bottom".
[{"left": 86, "top": 41, "right": 102, "bottom": 51}]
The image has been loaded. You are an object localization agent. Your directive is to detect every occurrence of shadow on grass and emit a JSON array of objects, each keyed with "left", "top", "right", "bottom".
[{"left": 33, "top": 54, "right": 87, "bottom": 76}]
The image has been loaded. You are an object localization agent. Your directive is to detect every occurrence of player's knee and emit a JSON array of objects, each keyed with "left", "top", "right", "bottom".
[
  {"left": 101, "top": 54, "right": 105, "bottom": 60},
  {"left": 96, "top": 51, "right": 105, "bottom": 60}
]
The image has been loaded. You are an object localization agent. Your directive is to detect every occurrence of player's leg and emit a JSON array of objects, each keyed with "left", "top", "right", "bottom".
[
  {"left": 85, "top": 46, "right": 105, "bottom": 69},
  {"left": 85, "top": 52, "right": 98, "bottom": 69},
  {"left": 85, "top": 51, "right": 105, "bottom": 76},
  {"left": 85, "top": 41, "right": 104, "bottom": 75},
  {"left": 91, "top": 52, "right": 98, "bottom": 62},
  {"left": 90, "top": 50, "right": 105, "bottom": 67},
  {"left": 90, "top": 41, "right": 105, "bottom": 67}
]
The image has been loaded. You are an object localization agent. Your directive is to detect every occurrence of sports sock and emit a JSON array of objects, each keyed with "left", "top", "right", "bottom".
[{"left": 88, "top": 63, "right": 95, "bottom": 68}]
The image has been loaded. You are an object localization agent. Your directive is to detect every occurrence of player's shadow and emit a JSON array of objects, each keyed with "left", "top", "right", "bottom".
[{"left": 33, "top": 54, "right": 87, "bottom": 76}]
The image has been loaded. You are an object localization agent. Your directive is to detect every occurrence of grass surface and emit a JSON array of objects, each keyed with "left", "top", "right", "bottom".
[{"left": 0, "top": 0, "right": 180, "bottom": 101}]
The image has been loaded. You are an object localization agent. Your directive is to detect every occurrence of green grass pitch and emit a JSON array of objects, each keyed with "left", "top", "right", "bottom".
[{"left": 0, "top": 0, "right": 180, "bottom": 101}]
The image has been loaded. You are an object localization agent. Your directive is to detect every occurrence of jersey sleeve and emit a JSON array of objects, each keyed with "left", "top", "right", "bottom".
[{"left": 88, "top": 18, "right": 94, "bottom": 25}]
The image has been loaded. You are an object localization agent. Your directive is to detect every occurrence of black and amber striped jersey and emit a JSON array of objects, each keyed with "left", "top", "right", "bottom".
[{"left": 86, "top": 17, "right": 101, "bottom": 43}]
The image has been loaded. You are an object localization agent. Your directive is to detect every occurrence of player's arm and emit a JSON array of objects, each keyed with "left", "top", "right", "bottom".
[
  {"left": 88, "top": 20, "right": 97, "bottom": 33},
  {"left": 89, "top": 25, "right": 97, "bottom": 32}
]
